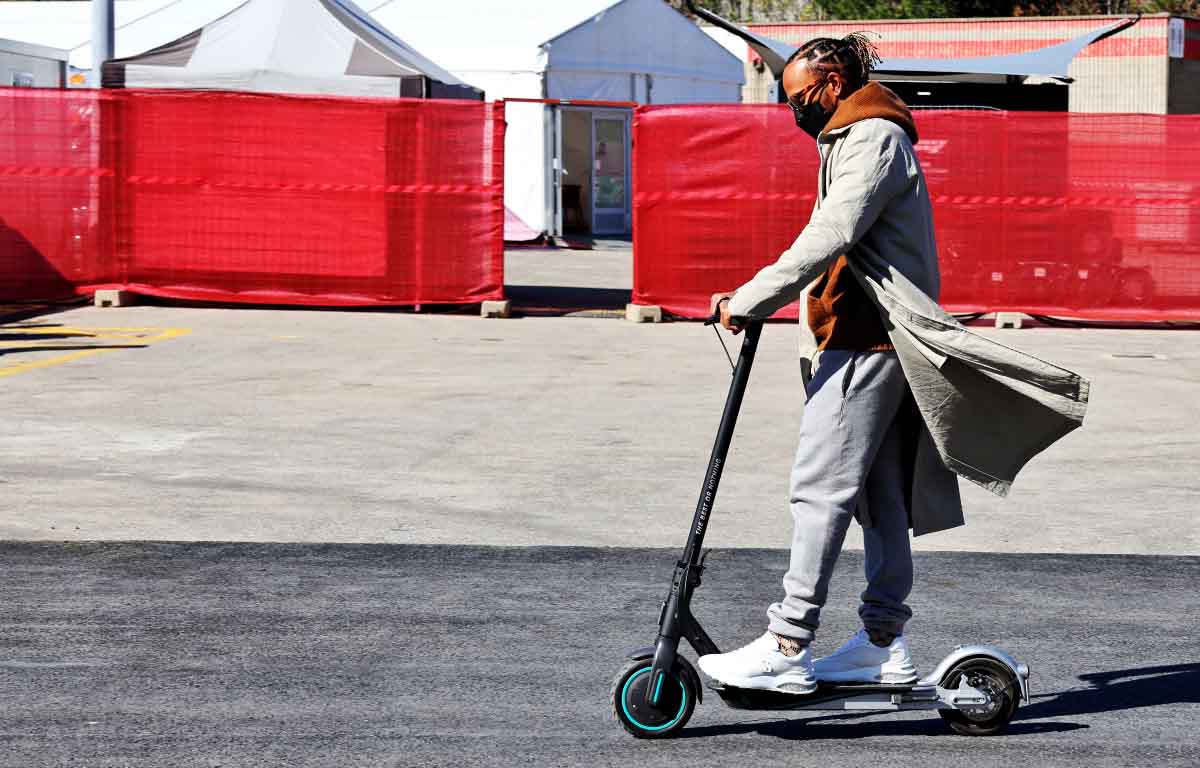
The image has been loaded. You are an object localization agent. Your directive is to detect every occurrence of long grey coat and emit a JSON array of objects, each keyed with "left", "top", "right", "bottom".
[{"left": 727, "top": 116, "right": 1090, "bottom": 536}]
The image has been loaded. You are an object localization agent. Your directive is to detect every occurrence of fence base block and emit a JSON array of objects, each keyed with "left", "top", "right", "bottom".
[
  {"left": 626, "top": 303, "right": 662, "bottom": 323},
  {"left": 481, "top": 300, "right": 511, "bottom": 319},
  {"left": 94, "top": 290, "right": 135, "bottom": 308},
  {"left": 994, "top": 312, "right": 1025, "bottom": 329}
]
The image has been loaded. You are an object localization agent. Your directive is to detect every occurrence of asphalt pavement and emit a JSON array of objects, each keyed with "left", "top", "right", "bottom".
[{"left": 2, "top": 542, "right": 1196, "bottom": 767}]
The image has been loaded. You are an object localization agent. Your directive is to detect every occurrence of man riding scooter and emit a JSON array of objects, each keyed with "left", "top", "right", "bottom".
[{"left": 699, "top": 34, "right": 1090, "bottom": 693}]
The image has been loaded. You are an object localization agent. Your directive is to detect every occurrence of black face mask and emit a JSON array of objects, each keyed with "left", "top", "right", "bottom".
[
  {"left": 793, "top": 99, "right": 833, "bottom": 140},
  {"left": 789, "top": 81, "right": 833, "bottom": 140}
]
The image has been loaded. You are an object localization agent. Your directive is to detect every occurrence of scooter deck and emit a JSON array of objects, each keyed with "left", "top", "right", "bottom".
[{"left": 708, "top": 679, "right": 941, "bottom": 711}]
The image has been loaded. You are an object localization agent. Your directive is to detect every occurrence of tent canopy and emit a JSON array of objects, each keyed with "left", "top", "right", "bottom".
[
  {"left": 687, "top": 1, "right": 1140, "bottom": 83},
  {"left": 102, "top": 0, "right": 481, "bottom": 99}
]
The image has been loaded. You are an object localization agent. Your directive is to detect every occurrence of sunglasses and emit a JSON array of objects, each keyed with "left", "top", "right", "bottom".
[{"left": 786, "top": 78, "right": 829, "bottom": 115}]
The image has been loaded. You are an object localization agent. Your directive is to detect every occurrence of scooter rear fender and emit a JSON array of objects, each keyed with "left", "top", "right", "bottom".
[{"left": 921, "top": 644, "right": 1030, "bottom": 703}]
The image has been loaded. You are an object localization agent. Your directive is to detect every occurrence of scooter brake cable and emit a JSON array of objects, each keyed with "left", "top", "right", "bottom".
[{"left": 711, "top": 323, "right": 736, "bottom": 374}]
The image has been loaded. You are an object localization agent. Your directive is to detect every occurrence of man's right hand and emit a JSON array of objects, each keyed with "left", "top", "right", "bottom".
[{"left": 709, "top": 292, "right": 743, "bottom": 335}]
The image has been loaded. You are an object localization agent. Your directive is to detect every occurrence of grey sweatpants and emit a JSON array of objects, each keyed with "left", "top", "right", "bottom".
[{"left": 766, "top": 349, "right": 913, "bottom": 644}]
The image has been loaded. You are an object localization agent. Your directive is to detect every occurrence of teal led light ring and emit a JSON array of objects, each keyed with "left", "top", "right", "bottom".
[{"left": 620, "top": 667, "right": 688, "bottom": 732}]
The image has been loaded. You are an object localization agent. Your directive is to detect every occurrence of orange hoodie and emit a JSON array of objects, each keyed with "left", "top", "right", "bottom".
[{"left": 806, "top": 83, "right": 918, "bottom": 352}]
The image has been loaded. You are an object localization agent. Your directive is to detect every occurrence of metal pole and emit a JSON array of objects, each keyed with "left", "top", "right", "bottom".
[{"left": 91, "top": 0, "right": 115, "bottom": 87}]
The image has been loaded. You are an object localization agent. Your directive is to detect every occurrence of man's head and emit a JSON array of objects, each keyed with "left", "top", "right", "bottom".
[{"left": 782, "top": 34, "right": 881, "bottom": 139}]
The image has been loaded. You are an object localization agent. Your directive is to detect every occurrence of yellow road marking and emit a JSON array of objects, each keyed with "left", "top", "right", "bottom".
[
  {"left": 0, "top": 348, "right": 118, "bottom": 378},
  {"left": 0, "top": 326, "right": 190, "bottom": 379}
]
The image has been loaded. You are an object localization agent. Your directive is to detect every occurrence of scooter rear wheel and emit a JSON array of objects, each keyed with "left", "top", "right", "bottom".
[
  {"left": 611, "top": 658, "right": 697, "bottom": 739},
  {"left": 938, "top": 657, "right": 1020, "bottom": 736}
]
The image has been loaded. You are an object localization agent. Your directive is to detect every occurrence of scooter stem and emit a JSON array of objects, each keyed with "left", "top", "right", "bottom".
[
  {"left": 683, "top": 320, "right": 762, "bottom": 565},
  {"left": 645, "top": 320, "right": 763, "bottom": 709}
]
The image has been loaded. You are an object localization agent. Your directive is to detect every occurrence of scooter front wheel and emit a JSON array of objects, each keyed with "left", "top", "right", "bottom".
[
  {"left": 938, "top": 657, "right": 1020, "bottom": 736},
  {"left": 610, "top": 657, "right": 697, "bottom": 739}
]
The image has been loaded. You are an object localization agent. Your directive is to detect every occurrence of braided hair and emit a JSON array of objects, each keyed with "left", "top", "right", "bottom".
[{"left": 786, "top": 33, "right": 882, "bottom": 92}]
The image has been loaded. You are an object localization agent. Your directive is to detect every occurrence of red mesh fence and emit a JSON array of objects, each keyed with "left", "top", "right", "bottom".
[
  {"left": 632, "top": 105, "right": 1200, "bottom": 322},
  {"left": 0, "top": 89, "right": 106, "bottom": 301},
  {"left": 1, "top": 88, "right": 504, "bottom": 306}
]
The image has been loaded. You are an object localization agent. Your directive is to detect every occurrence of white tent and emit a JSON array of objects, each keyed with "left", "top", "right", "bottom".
[
  {"left": 0, "top": 0, "right": 477, "bottom": 97},
  {"left": 0, "top": 1, "right": 246, "bottom": 70},
  {"left": 369, "top": 0, "right": 744, "bottom": 237},
  {"left": 102, "top": 0, "right": 480, "bottom": 99}
]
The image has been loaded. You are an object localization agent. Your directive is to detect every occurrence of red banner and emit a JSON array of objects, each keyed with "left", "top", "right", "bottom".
[
  {"left": 632, "top": 105, "right": 1200, "bottom": 322},
  {"left": 1, "top": 88, "right": 504, "bottom": 306}
]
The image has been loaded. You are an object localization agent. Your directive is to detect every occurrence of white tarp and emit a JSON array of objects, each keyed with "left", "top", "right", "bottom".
[
  {"left": 369, "top": 0, "right": 744, "bottom": 236},
  {"left": 696, "top": 5, "right": 1140, "bottom": 83}
]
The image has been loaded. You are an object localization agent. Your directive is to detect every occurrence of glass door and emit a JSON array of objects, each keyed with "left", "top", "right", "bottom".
[{"left": 591, "top": 113, "right": 629, "bottom": 235}]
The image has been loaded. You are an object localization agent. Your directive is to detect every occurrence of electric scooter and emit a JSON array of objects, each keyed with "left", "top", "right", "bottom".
[{"left": 610, "top": 316, "right": 1030, "bottom": 739}]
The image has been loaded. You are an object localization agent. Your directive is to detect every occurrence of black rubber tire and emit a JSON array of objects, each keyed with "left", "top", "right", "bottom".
[
  {"left": 937, "top": 657, "right": 1020, "bottom": 736},
  {"left": 610, "top": 658, "right": 697, "bottom": 739}
]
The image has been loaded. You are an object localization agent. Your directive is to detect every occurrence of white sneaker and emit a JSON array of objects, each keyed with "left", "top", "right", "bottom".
[
  {"left": 697, "top": 632, "right": 817, "bottom": 694},
  {"left": 812, "top": 629, "right": 918, "bottom": 684}
]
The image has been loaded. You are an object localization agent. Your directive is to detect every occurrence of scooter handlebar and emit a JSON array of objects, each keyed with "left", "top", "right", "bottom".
[{"left": 704, "top": 311, "right": 752, "bottom": 327}]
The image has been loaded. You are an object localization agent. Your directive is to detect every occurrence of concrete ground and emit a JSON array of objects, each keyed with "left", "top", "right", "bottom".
[{"left": 1, "top": 246, "right": 1197, "bottom": 554}]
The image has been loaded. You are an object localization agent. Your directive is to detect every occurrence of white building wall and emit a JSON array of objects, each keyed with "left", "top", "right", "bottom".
[{"left": 1068, "top": 56, "right": 1170, "bottom": 114}]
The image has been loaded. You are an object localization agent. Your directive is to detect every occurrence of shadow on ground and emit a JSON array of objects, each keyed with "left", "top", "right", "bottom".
[
  {"left": 0, "top": 343, "right": 148, "bottom": 357},
  {"left": 505, "top": 284, "right": 632, "bottom": 316},
  {"left": 0, "top": 300, "right": 88, "bottom": 325},
  {"left": 679, "top": 663, "right": 1199, "bottom": 739}
]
